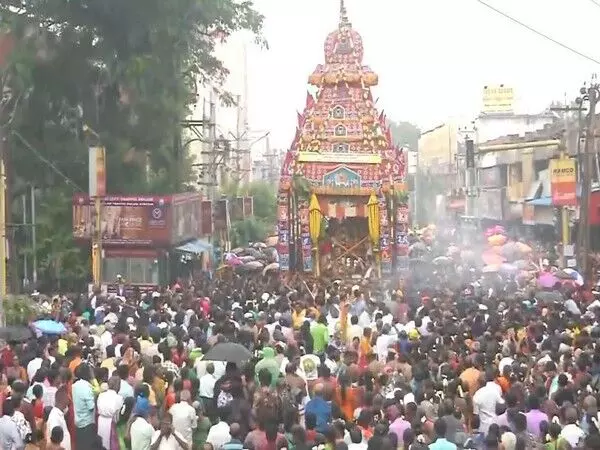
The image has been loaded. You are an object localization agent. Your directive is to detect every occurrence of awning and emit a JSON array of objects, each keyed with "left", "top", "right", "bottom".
[
  {"left": 526, "top": 197, "right": 552, "bottom": 207},
  {"left": 175, "top": 239, "right": 212, "bottom": 255}
]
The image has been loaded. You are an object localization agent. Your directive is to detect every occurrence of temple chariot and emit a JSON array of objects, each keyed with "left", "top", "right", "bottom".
[{"left": 277, "top": 1, "right": 408, "bottom": 280}]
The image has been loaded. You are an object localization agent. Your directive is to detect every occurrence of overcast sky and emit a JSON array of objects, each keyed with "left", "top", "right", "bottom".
[{"left": 211, "top": 0, "right": 600, "bottom": 150}]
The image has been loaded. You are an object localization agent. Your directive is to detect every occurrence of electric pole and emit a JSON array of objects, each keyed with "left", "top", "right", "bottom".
[
  {"left": 550, "top": 103, "right": 587, "bottom": 268},
  {"left": 577, "top": 82, "right": 599, "bottom": 278}
]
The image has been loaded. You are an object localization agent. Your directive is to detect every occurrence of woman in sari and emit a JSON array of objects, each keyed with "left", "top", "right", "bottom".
[
  {"left": 96, "top": 376, "right": 124, "bottom": 450},
  {"left": 358, "top": 328, "right": 372, "bottom": 370},
  {"left": 335, "top": 373, "right": 362, "bottom": 422}
]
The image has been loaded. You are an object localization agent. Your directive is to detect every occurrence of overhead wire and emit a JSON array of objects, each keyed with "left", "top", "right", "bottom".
[
  {"left": 587, "top": 0, "right": 600, "bottom": 9},
  {"left": 476, "top": 0, "right": 600, "bottom": 65},
  {"left": 12, "top": 130, "right": 84, "bottom": 191}
]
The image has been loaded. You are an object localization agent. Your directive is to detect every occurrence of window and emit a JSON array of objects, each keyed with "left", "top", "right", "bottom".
[
  {"left": 331, "top": 105, "right": 345, "bottom": 119},
  {"left": 103, "top": 257, "right": 159, "bottom": 284},
  {"left": 333, "top": 143, "right": 349, "bottom": 153},
  {"left": 334, "top": 125, "right": 347, "bottom": 136}
]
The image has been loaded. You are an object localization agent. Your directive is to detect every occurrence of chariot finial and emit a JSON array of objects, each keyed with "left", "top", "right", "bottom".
[{"left": 339, "top": 0, "right": 351, "bottom": 28}]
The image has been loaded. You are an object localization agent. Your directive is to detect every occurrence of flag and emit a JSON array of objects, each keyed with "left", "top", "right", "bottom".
[
  {"left": 297, "top": 111, "right": 305, "bottom": 128},
  {"left": 306, "top": 91, "right": 315, "bottom": 110}
]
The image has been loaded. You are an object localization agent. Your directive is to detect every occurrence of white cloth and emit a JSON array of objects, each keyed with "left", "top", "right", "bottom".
[
  {"left": 473, "top": 381, "right": 504, "bottom": 433},
  {"left": 346, "top": 324, "right": 363, "bottom": 344},
  {"left": 199, "top": 374, "right": 217, "bottom": 398},
  {"left": 100, "top": 331, "right": 113, "bottom": 354},
  {"left": 194, "top": 360, "right": 226, "bottom": 378},
  {"left": 375, "top": 334, "right": 395, "bottom": 361},
  {"left": 130, "top": 417, "right": 154, "bottom": 450},
  {"left": 169, "top": 402, "right": 197, "bottom": 447},
  {"left": 560, "top": 424, "right": 585, "bottom": 448},
  {"left": 46, "top": 407, "right": 71, "bottom": 450},
  {"left": 43, "top": 385, "right": 58, "bottom": 408},
  {"left": 498, "top": 357, "right": 514, "bottom": 373},
  {"left": 299, "top": 354, "right": 321, "bottom": 381},
  {"left": 206, "top": 421, "right": 231, "bottom": 450},
  {"left": 96, "top": 389, "right": 123, "bottom": 450},
  {"left": 26, "top": 357, "right": 43, "bottom": 381},
  {"left": 151, "top": 430, "right": 187, "bottom": 450}
]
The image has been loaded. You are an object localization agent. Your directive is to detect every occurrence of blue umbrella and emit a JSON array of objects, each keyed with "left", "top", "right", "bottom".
[{"left": 32, "top": 320, "right": 66, "bottom": 335}]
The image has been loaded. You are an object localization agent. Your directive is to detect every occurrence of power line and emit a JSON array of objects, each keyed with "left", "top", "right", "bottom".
[
  {"left": 12, "top": 130, "right": 84, "bottom": 191},
  {"left": 587, "top": 0, "right": 600, "bottom": 9},
  {"left": 476, "top": 0, "right": 600, "bottom": 65}
]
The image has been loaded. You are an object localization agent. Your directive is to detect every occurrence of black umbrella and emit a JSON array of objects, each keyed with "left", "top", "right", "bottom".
[
  {"left": 534, "top": 290, "right": 564, "bottom": 304},
  {"left": 0, "top": 326, "right": 33, "bottom": 342},
  {"left": 202, "top": 342, "right": 252, "bottom": 365}
]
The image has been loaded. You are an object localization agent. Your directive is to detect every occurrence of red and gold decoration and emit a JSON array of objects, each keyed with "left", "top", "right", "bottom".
[{"left": 276, "top": 0, "right": 407, "bottom": 277}]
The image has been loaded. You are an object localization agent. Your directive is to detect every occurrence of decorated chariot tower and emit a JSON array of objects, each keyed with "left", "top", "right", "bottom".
[{"left": 277, "top": 1, "right": 407, "bottom": 278}]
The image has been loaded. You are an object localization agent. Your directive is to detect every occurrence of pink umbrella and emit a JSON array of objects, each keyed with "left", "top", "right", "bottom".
[{"left": 538, "top": 272, "right": 558, "bottom": 289}]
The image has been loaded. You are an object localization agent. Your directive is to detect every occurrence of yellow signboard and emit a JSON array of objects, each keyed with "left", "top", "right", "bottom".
[
  {"left": 550, "top": 159, "right": 576, "bottom": 182},
  {"left": 297, "top": 152, "right": 381, "bottom": 164},
  {"left": 482, "top": 85, "right": 514, "bottom": 114},
  {"left": 549, "top": 158, "right": 577, "bottom": 206}
]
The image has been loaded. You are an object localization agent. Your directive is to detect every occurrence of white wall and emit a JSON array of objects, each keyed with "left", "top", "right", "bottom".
[{"left": 474, "top": 114, "right": 555, "bottom": 144}]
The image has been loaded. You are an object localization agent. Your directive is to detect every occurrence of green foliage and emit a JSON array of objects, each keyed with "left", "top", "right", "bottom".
[
  {"left": 388, "top": 120, "right": 420, "bottom": 150},
  {"left": 230, "top": 217, "right": 270, "bottom": 248},
  {"left": 220, "top": 180, "right": 277, "bottom": 247},
  {"left": 292, "top": 173, "right": 310, "bottom": 200},
  {"left": 3, "top": 295, "right": 38, "bottom": 325},
  {"left": 395, "top": 190, "right": 409, "bottom": 204},
  {"left": 0, "top": 0, "right": 264, "bottom": 289}
]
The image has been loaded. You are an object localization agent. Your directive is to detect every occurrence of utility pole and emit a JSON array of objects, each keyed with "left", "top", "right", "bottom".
[
  {"left": 0, "top": 132, "right": 6, "bottom": 298},
  {"left": 30, "top": 185, "right": 36, "bottom": 286},
  {"left": 577, "top": 82, "right": 599, "bottom": 277},
  {"left": 458, "top": 123, "right": 478, "bottom": 219},
  {"left": 550, "top": 103, "right": 587, "bottom": 268}
]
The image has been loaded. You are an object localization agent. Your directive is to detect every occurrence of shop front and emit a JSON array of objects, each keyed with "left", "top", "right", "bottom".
[{"left": 73, "top": 193, "right": 211, "bottom": 293}]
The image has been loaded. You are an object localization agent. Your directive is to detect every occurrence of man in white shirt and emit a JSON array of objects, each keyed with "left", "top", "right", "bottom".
[
  {"left": 169, "top": 390, "right": 197, "bottom": 448},
  {"left": 151, "top": 413, "right": 189, "bottom": 450},
  {"left": 346, "top": 316, "right": 362, "bottom": 345},
  {"left": 473, "top": 369, "right": 504, "bottom": 434},
  {"left": 46, "top": 389, "right": 71, "bottom": 450},
  {"left": 560, "top": 407, "right": 585, "bottom": 448},
  {"left": 199, "top": 363, "right": 217, "bottom": 399},
  {"left": 130, "top": 415, "right": 154, "bottom": 450},
  {"left": 206, "top": 409, "right": 231, "bottom": 450},
  {"left": 26, "top": 348, "right": 44, "bottom": 381},
  {"left": 375, "top": 324, "right": 395, "bottom": 362}
]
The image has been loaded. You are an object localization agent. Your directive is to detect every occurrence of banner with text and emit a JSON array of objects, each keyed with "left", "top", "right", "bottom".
[{"left": 550, "top": 158, "right": 577, "bottom": 206}]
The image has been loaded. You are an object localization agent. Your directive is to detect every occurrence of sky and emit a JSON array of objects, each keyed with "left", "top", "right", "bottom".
[{"left": 204, "top": 0, "right": 600, "bottom": 152}]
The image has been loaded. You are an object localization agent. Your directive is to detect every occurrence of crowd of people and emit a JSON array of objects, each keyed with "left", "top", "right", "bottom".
[{"left": 0, "top": 237, "right": 600, "bottom": 450}]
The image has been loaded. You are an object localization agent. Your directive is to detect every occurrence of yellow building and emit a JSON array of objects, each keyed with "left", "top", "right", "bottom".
[{"left": 418, "top": 123, "right": 459, "bottom": 175}]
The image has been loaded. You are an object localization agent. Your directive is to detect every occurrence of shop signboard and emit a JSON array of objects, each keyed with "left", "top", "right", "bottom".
[
  {"left": 230, "top": 197, "right": 244, "bottom": 221},
  {"left": 73, "top": 194, "right": 171, "bottom": 245},
  {"left": 550, "top": 158, "right": 577, "bottom": 206},
  {"left": 213, "top": 199, "right": 229, "bottom": 232},
  {"left": 200, "top": 200, "right": 213, "bottom": 236},
  {"left": 171, "top": 193, "right": 202, "bottom": 243}
]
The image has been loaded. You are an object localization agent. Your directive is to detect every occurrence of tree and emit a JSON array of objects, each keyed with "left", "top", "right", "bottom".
[
  {"left": 0, "top": 0, "right": 264, "bottom": 289},
  {"left": 388, "top": 120, "right": 420, "bottom": 151},
  {"left": 220, "top": 180, "right": 277, "bottom": 247}
]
